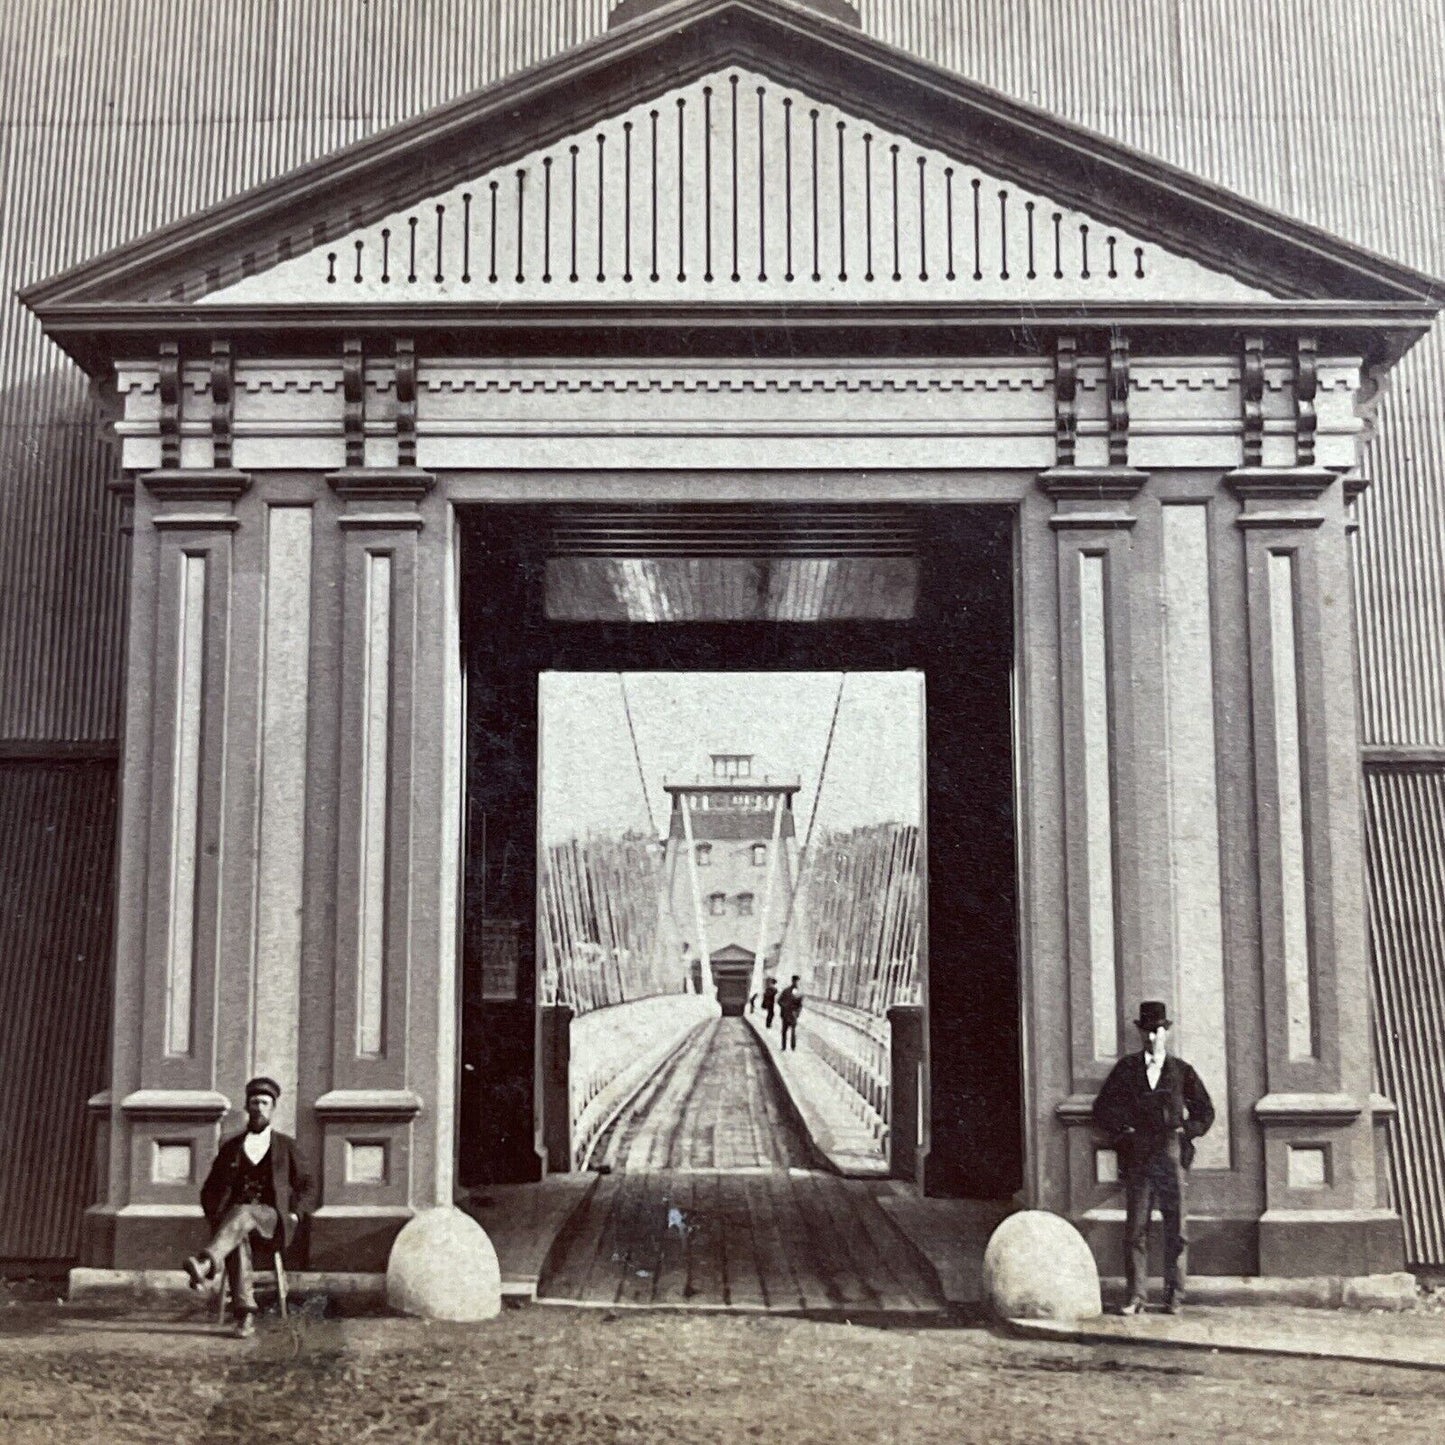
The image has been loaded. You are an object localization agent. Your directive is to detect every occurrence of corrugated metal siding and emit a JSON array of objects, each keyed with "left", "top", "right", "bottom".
[
  {"left": 0, "top": 761, "right": 116, "bottom": 1262},
  {"left": 0, "top": 0, "right": 1442, "bottom": 1255},
  {"left": 1367, "top": 766, "right": 1445, "bottom": 1266}
]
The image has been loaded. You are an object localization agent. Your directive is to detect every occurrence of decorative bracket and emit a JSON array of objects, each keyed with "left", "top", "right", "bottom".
[
  {"left": 1241, "top": 333, "right": 1265, "bottom": 469},
  {"left": 1294, "top": 333, "right": 1319, "bottom": 468},
  {"left": 1053, "top": 332, "right": 1077, "bottom": 468},
  {"left": 209, "top": 338, "right": 234, "bottom": 469},
  {"left": 158, "top": 340, "right": 181, "bottom": 469},
  {"left": 1107, "top": 329, "right": 1130, "bottom": 467},
  {"left": 342, "top": 336, "right": 366, "bottom": 468},
  {"left": 395, "top": 336, "right": 418, "bottom": 468}
]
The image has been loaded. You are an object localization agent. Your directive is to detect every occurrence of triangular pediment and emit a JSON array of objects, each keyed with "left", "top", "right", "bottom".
[
  {"left": 196, "top": 65, "right": 1271, "bottom": 309},
  {"left": 21, "top": 0, "right": 1440, "bottom": 366}
]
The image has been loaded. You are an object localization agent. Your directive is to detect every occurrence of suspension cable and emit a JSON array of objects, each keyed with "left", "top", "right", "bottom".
[
  {"left": 617, "top": 673, "right": 661, "bottom": 840},
  {"left": 778, "top": 670, "right": 847, "bottom": 953}
]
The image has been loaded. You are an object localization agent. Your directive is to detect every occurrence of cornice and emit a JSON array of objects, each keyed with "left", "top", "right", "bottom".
[{"left": 34, "top": 301, "right": 1436, "bottom": 377}]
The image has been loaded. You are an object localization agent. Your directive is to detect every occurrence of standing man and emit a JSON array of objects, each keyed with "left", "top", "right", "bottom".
[
  {"left": 778, "top": 975, "right": 804, "bottom": 1052},
  {"left": 1092, "top": 1002, "right": 1214, "bottom": 1315},
  {"left": 183, "top": 1077, "right": 315, "bottom": 1337},
  {"left": 761, "top": 975, "right": 778, "bottom": 1030}
]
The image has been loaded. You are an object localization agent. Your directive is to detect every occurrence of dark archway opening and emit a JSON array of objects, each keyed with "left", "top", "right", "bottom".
[{"left": 458, "top": 503, "right": 1020, "bottom": 1198}]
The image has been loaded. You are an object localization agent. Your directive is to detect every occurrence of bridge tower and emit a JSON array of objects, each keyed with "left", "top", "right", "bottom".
[{"left": 662, "top": 756, "right": 800, "bottom": 1015}]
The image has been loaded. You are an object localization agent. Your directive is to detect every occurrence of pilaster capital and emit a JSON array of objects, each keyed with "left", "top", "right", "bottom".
[
  {"left": 1226, "top": 466, "right": 1336, "bottom": 530},
  {"left": 137, "top": 468, "right": 252, "bottom": 530},
  {"left": 1052, "top": 1093, "right": 1100, "bottom": 1123},
  {"left": 108, "top": 475, "right": 137, "bottom": 535},
  {"left": 1038, "top": 466, "right": 1148, "bottom": 530},
  {"left": 138, "top": 468, "right": 253, "bottom": 503},
  {"left": 325, "top": 467, "right": 437, "bottom": 504},
  {"left": 118, "top": 1088, "right": 231, "bottom": 1121},
  {"left": 1253, "top": 1092, "right": 1364, "bottom": 1126},
  {"left": 327, "top": 467, "right": 437, "bottom": 528},
  {"left": 1224, "top": 466, "right": 1337, "bottom": 504},
  {"left": 313, "top": 1088, "right": 425, "bottom": 1121}
]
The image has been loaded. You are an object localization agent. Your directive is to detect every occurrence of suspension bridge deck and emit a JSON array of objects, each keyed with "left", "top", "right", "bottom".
[
  {"left": 532, "top": 1018, "right": 946, "bottom": 1314},
  {"left": 596, "top": 1017, "right": 815, "bottom": 1172}
]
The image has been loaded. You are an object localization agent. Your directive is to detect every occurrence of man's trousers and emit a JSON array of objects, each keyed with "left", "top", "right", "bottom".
[
  {"left": 204, "top": 1203, "right": 280, "bottom": 1316},
  {"left": 1123, "top": 1142, "right": 1188, "bottom": 1302}
]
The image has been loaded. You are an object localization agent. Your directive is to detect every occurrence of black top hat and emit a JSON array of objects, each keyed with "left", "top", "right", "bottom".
[
  {"left": 244, "top": 1076, "right": 282, "bottom": 1102},
  {"left": 1134, "top": 1001, "right": 1172, "bottom": 1031}
]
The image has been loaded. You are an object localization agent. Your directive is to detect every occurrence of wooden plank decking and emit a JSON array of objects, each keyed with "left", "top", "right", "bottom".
[{"left": 539, "top": 1019, "right": 945, "bottom": 1315}]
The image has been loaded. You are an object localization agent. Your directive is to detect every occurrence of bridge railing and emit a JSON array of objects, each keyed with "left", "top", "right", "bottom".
[
  {"left": 796, "top": 997, "right": 891, "bottom": 1152},
  {"left": 781, "top": 820, "right": 923, "bottom": 1171},
  {"left": 542, "top": 993, "right": 720, "bottom": 1172}
]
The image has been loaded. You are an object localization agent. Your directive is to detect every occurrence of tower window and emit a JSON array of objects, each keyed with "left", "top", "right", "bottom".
[
  {"left": 751, "top": 843, "right": 767, "bottom": 866},
  {"left": 737, "top": 893, "right": 755, "bottom": 916},
  {"left": 708, "top": 892, "right": 727, "bottom": 916}
]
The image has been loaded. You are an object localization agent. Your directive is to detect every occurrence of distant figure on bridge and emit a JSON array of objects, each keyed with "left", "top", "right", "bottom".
[
  {"left": 761, "top": 976, "right": 778, "bottom": 1029},
  {"left": 778, "top": 976, "right": 804, "bottom": 1051}
]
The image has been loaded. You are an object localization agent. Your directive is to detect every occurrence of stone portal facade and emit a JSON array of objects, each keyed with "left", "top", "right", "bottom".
[{"left": 24, "top": 0, "right": 1438, "bottom": 1279}]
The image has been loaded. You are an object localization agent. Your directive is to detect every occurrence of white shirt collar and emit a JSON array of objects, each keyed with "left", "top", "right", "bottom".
[
  {"left": 242, "top": 1126, "right": 273, "bottom": 1164},
  {"left": 1145, "top": 1051, "right": 1167, "bottom": 1087}
]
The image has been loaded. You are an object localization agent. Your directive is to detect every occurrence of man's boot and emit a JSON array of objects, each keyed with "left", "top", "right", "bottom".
[
  {"left": 234, "top": 1310, "right": 257, "bottom": 1339},
  {"left": 183, "top": 1255, "right": 214, "bottom": 1291}
]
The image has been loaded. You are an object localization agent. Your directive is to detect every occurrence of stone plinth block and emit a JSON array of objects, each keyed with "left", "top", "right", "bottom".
[
  {"left": 385, "top": 1207, "right": 501, "bottom": 1322},
  {"left": 1341, "top": 1273, "right": 1419, "bottom": 1312},
  {"left": 982, "top": 1210, "right": 1103, "bottom": 1321}
]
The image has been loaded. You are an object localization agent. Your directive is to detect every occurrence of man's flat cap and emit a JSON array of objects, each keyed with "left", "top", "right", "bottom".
[{"left": 244, "top": 1076, "right": 282, "bottom": 1102}]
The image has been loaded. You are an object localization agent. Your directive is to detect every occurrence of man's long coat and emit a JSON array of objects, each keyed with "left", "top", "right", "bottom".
[
  {"left": 200, "top": 1131, "right": 316, "bottom": 1249},
  {"left": 1092, "top": 1053, "right": 1215, "bottom": 1172}
]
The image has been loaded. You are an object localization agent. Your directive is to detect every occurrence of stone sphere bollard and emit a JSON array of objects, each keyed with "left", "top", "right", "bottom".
[
  {"left": 981, "top": 1210, "right": 1103, "bottom": 1321},
  {"left": 385, "top": 1206, "right": 502, "bottom": 1322}
]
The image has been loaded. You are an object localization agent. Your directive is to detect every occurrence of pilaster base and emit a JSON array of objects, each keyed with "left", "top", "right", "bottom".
[
  {"left": 111, "top": 1203, "right": 210, "bottom": 1270},
  {"left": 1258, "top": 1208, "right": 1404, "bottom": 1277},
  {"left": 79, "top": 1204, "right": 118, "bottom": 1269},
  {"left": 310, "top": 1205, "right": 415, "bottom": 1273},
  {"left": 1073, "top": 1210, "right": 1259, "bottom": 1278},
  {"left": 1072, "top": 1207, "right": 1405, "bottom": 1278}
]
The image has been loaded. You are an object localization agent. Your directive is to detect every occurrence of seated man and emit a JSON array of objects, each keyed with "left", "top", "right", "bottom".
[{"left": 183, "top": 1076, "right": 315, "bottom": 1337}]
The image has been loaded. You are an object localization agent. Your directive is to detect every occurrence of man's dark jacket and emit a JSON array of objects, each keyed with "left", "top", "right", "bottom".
[
  {"left": 1092, "top": 1054, "right": 1215, "bottom": 1171},
  {"left": 200, "top": 1131, "right": 316, "bottom": 1249}
]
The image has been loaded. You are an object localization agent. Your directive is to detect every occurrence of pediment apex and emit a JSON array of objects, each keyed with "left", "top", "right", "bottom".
[{"left": 20, "top": 0, "right": 1442, "bottom": 346}]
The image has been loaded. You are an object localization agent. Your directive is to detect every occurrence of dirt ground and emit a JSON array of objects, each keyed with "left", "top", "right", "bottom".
[{"left": 0, "top": 1296, "right": 1441, "bottom": 1445}]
